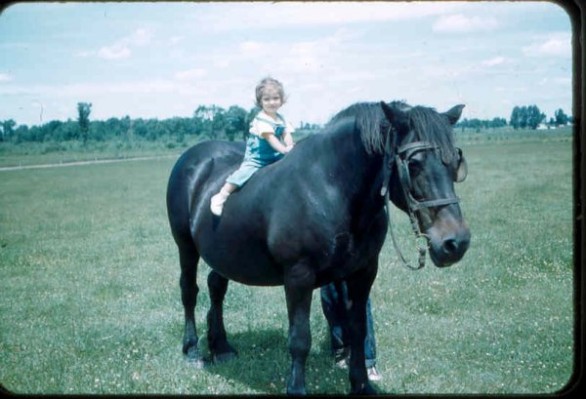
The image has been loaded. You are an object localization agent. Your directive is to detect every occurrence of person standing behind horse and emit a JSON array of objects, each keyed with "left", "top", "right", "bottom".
[
  {"left": 210, "top": 77, "right": 295, "bottom": 216},
  {"left": 321, "top": 282, "right": 382, "bottom": 381}
]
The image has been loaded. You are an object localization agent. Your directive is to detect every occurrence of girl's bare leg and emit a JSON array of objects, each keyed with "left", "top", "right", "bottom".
[{"left": 210, "top": 183, "right": 237, "bottom": 216}]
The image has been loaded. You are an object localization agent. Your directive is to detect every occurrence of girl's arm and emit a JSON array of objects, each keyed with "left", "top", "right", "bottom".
[
  {"left": 282, "top": 129, "right": 294, "bottom": 148},
  {"left": 261, "top": 132, "right": 291, "bottom": 154}
]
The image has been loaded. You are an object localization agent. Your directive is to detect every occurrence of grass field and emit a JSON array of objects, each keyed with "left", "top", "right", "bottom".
[{"left": 0, "top": 133, "right": 576, "bottom": 395}]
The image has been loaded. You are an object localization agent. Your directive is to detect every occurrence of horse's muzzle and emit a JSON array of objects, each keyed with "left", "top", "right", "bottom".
[{"left": 426, "top": 221, "right": 470, "bottom": 267}]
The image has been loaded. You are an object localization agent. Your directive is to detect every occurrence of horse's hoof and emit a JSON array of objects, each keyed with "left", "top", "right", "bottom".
[
  {"left": 363, "top": 383, "right": 378, "bottom": 395},
  {"left": 286, "top": 387, "right": 307, "bottom": 396},
  {"left": 185, "top": 347, "right": 205, "bottom": 369},
  {"left": 213, "top": 351, "right": 238, "bottom": 363},
  {"left": 350, "top": 382, "right": 377, "bottom": 395}
]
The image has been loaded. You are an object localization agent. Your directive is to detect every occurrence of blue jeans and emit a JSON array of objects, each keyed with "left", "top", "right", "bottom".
[{"left": 320, "top": 282, "right": 377, "bottom": 367}]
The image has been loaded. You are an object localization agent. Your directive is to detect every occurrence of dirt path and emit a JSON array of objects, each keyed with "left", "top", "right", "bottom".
[{"left": 0, "top": 154, "right": 178, "bottom": 172}]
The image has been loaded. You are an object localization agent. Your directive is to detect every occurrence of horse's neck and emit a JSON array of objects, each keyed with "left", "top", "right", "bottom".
[{"left": 321, "top": 127, "right": 385, "bottom": 209}]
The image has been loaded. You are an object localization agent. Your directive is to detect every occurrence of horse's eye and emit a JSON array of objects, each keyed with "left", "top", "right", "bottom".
[{"left": 408, "top": 159, "right": 422, "bottom": 176}]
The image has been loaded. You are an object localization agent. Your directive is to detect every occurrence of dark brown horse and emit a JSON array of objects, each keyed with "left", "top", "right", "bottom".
[{"left": 166, "top": 101, "right": 470, "bottom": 394}]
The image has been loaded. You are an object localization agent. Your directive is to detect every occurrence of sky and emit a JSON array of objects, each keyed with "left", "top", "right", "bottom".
[{"left": 0, "top": 1, "right": 574, "bottom": 128}]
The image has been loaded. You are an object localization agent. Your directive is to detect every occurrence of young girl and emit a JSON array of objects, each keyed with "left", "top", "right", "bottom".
[{"left": 210, "top": 77, "right": 295, "bottom": 216}]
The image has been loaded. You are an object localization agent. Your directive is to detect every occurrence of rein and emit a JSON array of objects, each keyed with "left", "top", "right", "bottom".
[
  {"left": 381, "top": 139, "right": 461, "bottom": 271},
  {"left": 384, "top": 190, "right": 426, "bottom": 270}
]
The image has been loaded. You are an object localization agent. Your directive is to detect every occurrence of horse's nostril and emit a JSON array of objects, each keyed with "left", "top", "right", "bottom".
[
  {"left": 443, "top": 238, "right": 458, "bottom": 254},
  {"left": 441, "top": 232, "right": 470, "bottom": 257}
]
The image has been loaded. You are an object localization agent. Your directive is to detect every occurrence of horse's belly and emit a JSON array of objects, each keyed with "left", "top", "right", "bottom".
[{"left": 199, "top": 242, "right": 284, "bottom": 286}]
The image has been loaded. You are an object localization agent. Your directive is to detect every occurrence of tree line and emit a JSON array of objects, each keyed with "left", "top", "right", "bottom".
[
  {"left": 457, "top": 105, "right": 572, "bottom": 132},
  {"left": 0, "top": 103, "right": 259, "bottom": 144},
  {"left": 0, "top": 102, "right": 572, "bottom": 144}
]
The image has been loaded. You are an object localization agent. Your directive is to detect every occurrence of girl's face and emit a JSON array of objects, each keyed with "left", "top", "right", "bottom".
[{"left": 260, "top": 85, "right": 283, "bottom": 116}]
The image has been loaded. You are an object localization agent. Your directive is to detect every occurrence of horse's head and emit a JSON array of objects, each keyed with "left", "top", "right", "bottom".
[{"left": 381, "top": 101, "right": 470, "bottom": 267}]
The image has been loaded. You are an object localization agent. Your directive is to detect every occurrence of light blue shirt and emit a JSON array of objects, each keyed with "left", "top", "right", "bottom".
[{"left": 244, "top": 111, "right": 293, "bottom": 166}]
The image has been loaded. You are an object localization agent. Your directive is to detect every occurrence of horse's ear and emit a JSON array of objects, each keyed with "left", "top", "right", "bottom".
[
  {"left": 444, "top": 104, "right": 465, "bottom": 125},
  {"left": 380, "top": 101, "right": 408, "bottom": 131}
]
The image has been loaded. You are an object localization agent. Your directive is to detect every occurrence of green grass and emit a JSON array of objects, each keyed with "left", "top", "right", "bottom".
[
  {"left": 0, "top": 138, "right": 194, "bottom": 168},
  {"left": 0, "top": 132, "right": 317, "bottom": 169},
  {"left": 0, "top": 136, "right": 575, "bottom": 394},
  {"left": 376, "top": 138, "right": 574, "bottom": 394}
]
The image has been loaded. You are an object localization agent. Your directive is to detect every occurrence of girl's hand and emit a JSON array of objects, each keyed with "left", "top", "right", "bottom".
[{"left": 262, "top": 132, "right": 290, "bottom": 154}]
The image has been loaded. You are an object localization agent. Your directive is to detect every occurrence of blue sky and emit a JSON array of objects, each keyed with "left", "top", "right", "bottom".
[{"left": 0, "top": 1, "right": 573, "bottom": 128}]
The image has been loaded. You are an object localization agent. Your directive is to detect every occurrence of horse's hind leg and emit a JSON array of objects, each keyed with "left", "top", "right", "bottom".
[
  {"left": 178, "top": 244, "right": 204, "bottom": 367},
  {"left": 207, "top": 270, "right": 237, "bottom": 362}
]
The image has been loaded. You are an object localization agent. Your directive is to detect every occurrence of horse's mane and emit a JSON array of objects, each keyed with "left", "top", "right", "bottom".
[
  {"left": 328, "top": 101, "right": 457, "bottom": 163},
  {"left": 327, "top": 102, "right": 389, "bottom": 155}
]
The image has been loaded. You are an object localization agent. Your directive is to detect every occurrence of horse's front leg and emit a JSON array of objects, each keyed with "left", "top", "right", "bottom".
[
  {"left": 345, "top": 260, "right": 378, "bottom": 395},
  {"left": 284, "top": 263, "right": 316, "bottom": 395}
]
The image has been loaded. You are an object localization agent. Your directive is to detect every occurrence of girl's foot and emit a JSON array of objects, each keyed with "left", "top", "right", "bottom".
[{"left": 210, "top": 191, "right": 229, "bottom": 216}]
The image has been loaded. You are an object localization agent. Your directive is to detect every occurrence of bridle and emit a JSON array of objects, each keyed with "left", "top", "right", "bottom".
[{"left": 381, "top": 138, "right": 462, "bottom": 270}]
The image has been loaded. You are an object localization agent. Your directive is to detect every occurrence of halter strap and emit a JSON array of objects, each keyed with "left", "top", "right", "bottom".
[
  {"left": 397, "top": 141, "right": 437, "bottom": 159},
  {"left": 395, "top": 140, "right": 461, "bottom": 212},
  {"left": 408, "top": 196, "right": 460, "bottom": 211}
]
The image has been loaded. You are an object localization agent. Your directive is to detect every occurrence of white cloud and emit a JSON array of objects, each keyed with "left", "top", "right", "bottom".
[
  {"left": 432, "top": 14, "right": 499, "bottom": 33},
  {"left": 214, "top": 59, "right": 230, "bottom": 69},
  {"left": 0, "top": 80, "right": 176, "bottom": 98},
  {"left": 81, "top": 28, "right": 154, "bottom": 60},
  {"left": 0, "top": 73, "right": 13, "bottom": 83},
  {"left": 169, "top": 36, "right": 184, "bottom": 45},
  {"left": 276, "top": 2, "right": 459, "bottom": 26},
  {"left": 124, "top": 28, "right": 152, "bottom": 47},
  {"left": 97, "top": 44, "right": 131, "bottom": 60},
  {"left": 174, "top": 68, "right": 207, "bottom": 81},
  {"left": 481, "top": 56, "right": 507, "bottom": 67},
  {"left": 274, "top": 29, "right": 361, "bottom": 75},
  {"left": 197, "top": 2, "right": 461, "bottom": 31},
  {"left": 523, "top": 34, "right": 571, "bottom": 57},
  {"left": 239, "top": 41, "right": 265, "bottom": 56},
  {"left": 64, "top": 80, "right": 175, "bottom": 96}
]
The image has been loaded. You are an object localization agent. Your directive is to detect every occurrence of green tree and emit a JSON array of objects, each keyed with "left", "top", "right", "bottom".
[
  {"left": 44, "top": 120, "right": 63, "bottom": 141},
  {"left": 194, "top": 105, "right": 225, "bottom": 139},
  {"left": 224, "top": 105, "right": 248, "bottom": 141},
  {"left": 554, "top": 109, "right": 569, "bottom": 126},
  {"left": 1, "top": 119, "right": 16, "bottom": 141},
  {"left": 244, "top": 107, "right": 261, "bottom": 139},
  {"left": 77, "top": 102, "right": 92, "bottom": 144},
  {"left": 510, "top": 106, "right": 521, "bottom": 129},
  {"left": 518, "top": 106, "right": 528, "bottom": 129},
  {"left": 526, "top": 105, "right": 545, "bottom": 129},
  {"left": 13, "top": 124, "right": 29, "bottom": 143},
  {"left": 490, "top": 117, "right": 507, "bottom": 128},
  {"left": 211, "top": 108, "right": 226, "bottom": 140},
  {"left": 510, "top": 105, "right": 544, "bottom": 130}
]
